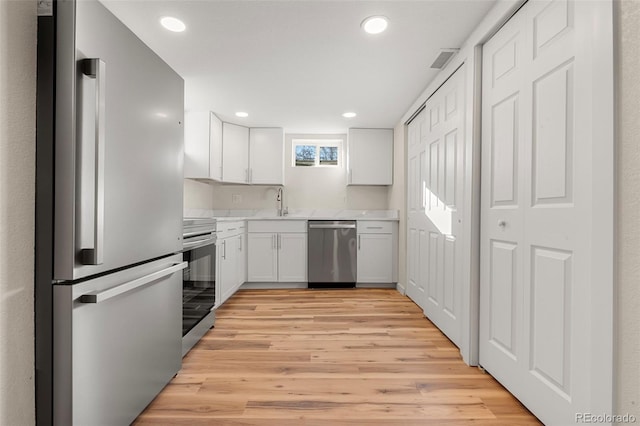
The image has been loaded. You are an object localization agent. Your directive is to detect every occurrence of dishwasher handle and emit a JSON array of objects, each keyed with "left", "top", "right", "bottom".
[
  {"left": 79, "top": 262, "right": 187, "bottom": 304},
  {"left": 308, "top": 223, "right": 356, "bottom": 229}
]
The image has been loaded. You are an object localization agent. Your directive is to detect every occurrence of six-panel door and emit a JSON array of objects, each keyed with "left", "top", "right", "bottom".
[
  {"left": 406, "top": 66, "right": 465, "bottom": 349},
  {"left": 479, "top": 0, "right": 612, "bottom": 423}
]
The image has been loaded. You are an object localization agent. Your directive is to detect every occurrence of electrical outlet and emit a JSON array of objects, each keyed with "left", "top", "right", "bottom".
[{"left": 232, "top": 194, "right": 242, "bottom": 204}]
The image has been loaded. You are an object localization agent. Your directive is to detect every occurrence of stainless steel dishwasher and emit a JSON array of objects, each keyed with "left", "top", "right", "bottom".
[{"left": 307, "top": 220, "right": 357, "bottom": 288}]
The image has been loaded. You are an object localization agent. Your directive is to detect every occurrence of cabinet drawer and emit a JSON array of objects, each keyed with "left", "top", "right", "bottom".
[
  {"left": 217, "top": 221, "right": 245, "bottom": 238},
  {"left": 357, "top": 221, "right": 394, "bottom": 234},
  {"left": 248, "top": 220, "right": 307, "bottom": 233}
]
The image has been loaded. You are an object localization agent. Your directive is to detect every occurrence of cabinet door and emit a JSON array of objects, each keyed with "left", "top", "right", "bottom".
[
  {"left": 222, "top": 122, "right": 249, "bottom": 183},
  {"left": 184, "top": 111, "right": 223, "bottom": 181},
  {"left": 219, "top": 237, "right": 237, "bottom": 305},
  {"left": 249, "top": 128, "right": 284, "bottom": 185},
  {"left": 247, "top": 233, "right": 278, "bottom": 282},
  {"left": 278, "top": 233, "right": 307, "bottom": 282},
  {"left": 357, "top": 233, "right": 393, "bottom": 283},
  {"left": 348, "top": 128, "right": 393, "bottom": 185},
  {"left": 184, "top": 111, "right": 210, "bottom": 179},
  {"left": 209, "top": 112, "right": 223, "bottom": 181},
  {"left": 236, "top": 233, "right": 247, "bottom": 288}
]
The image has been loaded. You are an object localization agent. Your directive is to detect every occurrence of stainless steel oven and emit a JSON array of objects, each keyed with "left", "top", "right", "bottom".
[{"left": 182, "top": 218, "right": 217, "bottom": 356}]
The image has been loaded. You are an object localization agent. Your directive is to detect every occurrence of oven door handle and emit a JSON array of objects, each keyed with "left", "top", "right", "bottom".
[
  {"left": 183, "top": 236, "right": 216, "bottom": 249},
  {"left": 79, "top": 262, "right": 187, "bottom": 304},
  {"left": 183, "top": 230, "right": 214, "bottom": 239}
]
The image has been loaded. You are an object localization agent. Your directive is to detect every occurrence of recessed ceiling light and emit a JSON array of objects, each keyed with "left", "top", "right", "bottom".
[
  {"left": 342, "top": 112, "right": 357, "bottom": 118},
  {"left": 235, "top": 112, "right": 249, "bottom": 118},
  {"left": 160, "top": 16, "right": 186, "bottom": 33},
  {"left": 361, "top": 16, "right": 388, "bottom": 35}
]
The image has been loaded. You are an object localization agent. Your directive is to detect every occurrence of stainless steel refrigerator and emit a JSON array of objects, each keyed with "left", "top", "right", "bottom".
[{"left": 35, "top": 0, "right": 185, "bottom": 424}]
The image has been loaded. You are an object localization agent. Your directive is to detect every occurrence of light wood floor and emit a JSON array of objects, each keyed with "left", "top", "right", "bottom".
[{"left": 135, "top": 288, "right": 541, "bottom": 425}]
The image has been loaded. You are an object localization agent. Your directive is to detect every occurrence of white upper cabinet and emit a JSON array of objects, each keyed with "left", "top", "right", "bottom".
[
  {"left": 348, "top": 128, "right": 393, "bottom": 185},
  {"left": 222, "top": 122, "right": 250, "bottom": 184},
  {"left": 249, "top": 128, "right": 284, "bottom": 185},
  {"left": 184, "top": 111, "right": 223, "bottom": 181}
]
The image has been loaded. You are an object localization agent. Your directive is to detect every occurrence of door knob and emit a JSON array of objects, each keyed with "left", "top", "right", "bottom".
[{"left": 498, "top": 220, "right": 507, "bottom": 228}]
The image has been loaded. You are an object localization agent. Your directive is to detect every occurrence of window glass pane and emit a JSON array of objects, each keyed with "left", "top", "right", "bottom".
[
  {"left": 319, "top": 146, "right": 338, "bottom": 165},
  {"left": 295, "top": 145, "right": 316, "bottom": 166}
]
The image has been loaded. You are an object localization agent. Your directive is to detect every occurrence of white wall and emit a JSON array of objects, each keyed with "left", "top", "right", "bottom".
[
  {"left": 184, "top": 133, "right": 389, "bottom": 211},
  {"left": 0, "top": 1, "right": 36, "bottom": 424},
  {"left": 387, "top": 123, "right": 406, "bottom": 290},
  {"left": 615, "top": 0, "right": 640, "bottom": 420},
  {"left": 184, "top": 178, "right": 215, "bottom": 210}
]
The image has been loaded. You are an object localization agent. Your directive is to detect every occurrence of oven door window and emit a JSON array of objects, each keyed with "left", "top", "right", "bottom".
[{"left": 183, "top": 242, "right": 216, "bottom": 336}]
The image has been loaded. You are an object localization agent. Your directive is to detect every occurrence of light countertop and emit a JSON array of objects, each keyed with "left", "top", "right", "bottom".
[{"left": 184, "top": 209, "right": 399, "bottom": 222}]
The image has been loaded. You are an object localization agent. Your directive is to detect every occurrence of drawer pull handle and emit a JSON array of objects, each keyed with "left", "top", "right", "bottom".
[{"left": 79, "top": 262, "right": 187, "bottom": 304}]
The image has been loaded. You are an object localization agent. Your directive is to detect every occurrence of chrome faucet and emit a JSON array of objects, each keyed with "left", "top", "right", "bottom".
[{"left": 276, "top": 187, "right": 285, "bottom": 216}]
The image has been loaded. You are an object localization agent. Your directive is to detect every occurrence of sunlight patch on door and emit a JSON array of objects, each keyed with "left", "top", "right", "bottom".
[{"left": 424, "top": 187, "right": 453, "bottom": 236}]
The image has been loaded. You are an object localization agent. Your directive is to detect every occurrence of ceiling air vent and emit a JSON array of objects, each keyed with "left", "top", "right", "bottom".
[{"left": 430, "top": 49, "right": 459, "bottom": 69}]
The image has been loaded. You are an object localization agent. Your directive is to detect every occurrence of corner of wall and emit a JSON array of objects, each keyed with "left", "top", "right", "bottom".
[{"left": 183, "top": 178, "right": 215, "bottom": 211}]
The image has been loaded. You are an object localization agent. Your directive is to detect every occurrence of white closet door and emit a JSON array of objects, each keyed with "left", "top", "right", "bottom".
[
  {"left": 480, "top": 0, "right": 613, "bottom": 424},
  {"left": 406, "top": 111, "right": 425, "bottom": 308},
  {"left": 421, "top": 67, "right": 465, "bottom": 347},
  {"left": 405, "top": 67, "right": 465, "bottom": 349}
]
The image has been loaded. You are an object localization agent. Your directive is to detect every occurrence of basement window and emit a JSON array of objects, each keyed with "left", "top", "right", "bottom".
[{"left": 292, "top": 139, "right": 342, "bottom": 167}]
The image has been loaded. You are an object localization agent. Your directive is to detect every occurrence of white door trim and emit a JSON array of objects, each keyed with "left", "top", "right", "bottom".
[{"left": 585, "top": 0, "right": 615, "bottom": 413}]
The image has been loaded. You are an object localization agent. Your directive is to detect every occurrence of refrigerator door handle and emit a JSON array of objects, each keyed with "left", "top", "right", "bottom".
[
  {"left": 80, "top": 58, "right": 106, "bottom": 265},
  {"left": 79, "top": 262, "right": 186, "bottom": 304}
]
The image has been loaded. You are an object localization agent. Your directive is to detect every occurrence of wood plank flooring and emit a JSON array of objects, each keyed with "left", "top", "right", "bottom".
[{"left": 134, "top": 288, "right": 541, "bottom": 425}]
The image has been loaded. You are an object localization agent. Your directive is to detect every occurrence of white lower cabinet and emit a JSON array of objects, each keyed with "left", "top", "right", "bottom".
[
  {"left": 356, "top": 221, "right": 396, "bottom": 284},
  {"left": 218, "top": 236, "right": 237, "bottom": 305},
  {"left": 216, "top": 221, "right": 246, "bottom": 307},
  {"left": 277, "top": 233, "right": 307, "bottom": 282},
  {"left": 357, "top": 234, "right": 393, "bottom": 282},
  {"left": 246, "top": 233, "right": 278, "bottom": 282},
  {"left": 237, "top": 231, "right": 247, "bottom": 285},
  {"left": 247, "top": 220, "right": 307, "bottom": 283}
]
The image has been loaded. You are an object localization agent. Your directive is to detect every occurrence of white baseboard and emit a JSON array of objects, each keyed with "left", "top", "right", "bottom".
[
  {"left": 240, "top": 282, "right": 307, "bottom": 290},
  {"left": 355, "top": 282, "right": 396, "bottom": 289},
  {"left": 396, "top": 282, "right": 406, "bottom": 295},
  {"left": 240, "top": 282, "right": 399, "bottom": 290}
]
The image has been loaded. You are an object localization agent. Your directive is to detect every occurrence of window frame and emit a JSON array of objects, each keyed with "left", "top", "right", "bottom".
[{"left": 291, "top": 139, "right": 343, "bottom": 168}]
